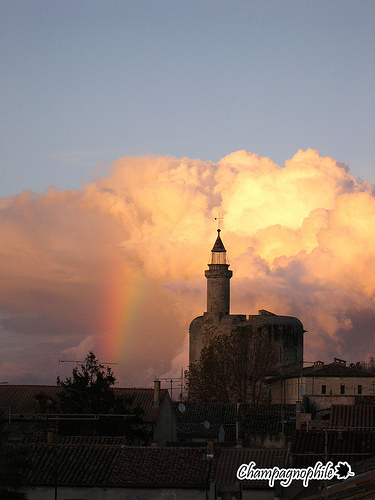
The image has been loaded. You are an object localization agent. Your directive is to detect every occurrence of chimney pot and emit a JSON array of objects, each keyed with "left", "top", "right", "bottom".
[{"left": 153, "top": 380, "right": 161, "bottom": 406}]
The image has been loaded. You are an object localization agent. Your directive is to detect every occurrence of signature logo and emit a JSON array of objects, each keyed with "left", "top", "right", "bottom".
[{"left": 237, "top": 460, "right": 355, "bottom": 487}]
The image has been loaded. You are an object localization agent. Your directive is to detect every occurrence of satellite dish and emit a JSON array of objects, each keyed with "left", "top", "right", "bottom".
[
  {"left": 300, "top": 386, "right": 306, "bottom": 396},
  {"left": 178, "top": 403, "right": 186, "bottom": 413},
  {"left": 204, "top": 420, "right": 210, "bottom": 430}
]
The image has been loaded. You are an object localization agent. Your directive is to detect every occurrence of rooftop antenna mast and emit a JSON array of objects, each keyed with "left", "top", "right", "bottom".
[
  {"left": 157, "top": 369, "right": 184, "bottom": 401},
  {"left": 215, "top": 211, "right": 224, "bottom": 230},
  {"left": 58, "top": 358, "right": 118, "bottom": 366}
]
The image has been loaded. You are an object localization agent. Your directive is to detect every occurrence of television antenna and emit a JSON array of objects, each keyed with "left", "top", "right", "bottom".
[
  {"left": 59, "top": 358, "right": 118, "bottom": 366},
  {"left": 157, "top": 368, "right": 184, "bottom": 401}
]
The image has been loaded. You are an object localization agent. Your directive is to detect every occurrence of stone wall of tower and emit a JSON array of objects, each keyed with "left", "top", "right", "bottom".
[
  {"left": 189, "top": 312, "right": 304, "bottom": 372},
  {"left": 205, "top": 266, "right": 232, "bottom": 318}
]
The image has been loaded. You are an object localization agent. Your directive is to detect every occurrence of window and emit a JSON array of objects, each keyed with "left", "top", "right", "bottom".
[
  {"left": 321, "top": 385, "right": 326, "bottom": 395},
  {"left": 358, "top": 385, "right": 362, "bottom": 395},
  {"left": 340, "top": 385, "right": 345, "bottom": 395}
]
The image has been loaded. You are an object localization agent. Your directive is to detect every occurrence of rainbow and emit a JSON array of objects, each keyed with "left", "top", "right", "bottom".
[{"left": 98, "top": 258, "right": 146, "bottom": 364}]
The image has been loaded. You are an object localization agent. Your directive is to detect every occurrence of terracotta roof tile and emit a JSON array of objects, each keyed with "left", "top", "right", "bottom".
[
  {"left": 0, "top": 385, "right": 167, "bottom": 423},
  {"left": 173, "top": 402, "right": 236, "bottom": 440},
  {"left": 330, "top": 405, "right": 375, "bottom": 430},
  {"left": 25, "top": 443, "right": 285, "bottom": 490},
  {"left": 173, "top": 402, "right": 236, "bottom": 424},
  {"left": 26, "top": 444, "right": 121, "bottom": 485},
  {"left": 110, "top": 447, "right": 211, "bottom": 487},
  {"left": 26, "top": 444, "right": 211, "bottom": 487},
  {"left": 239, "top": 404, "right": 296, "bottom": 433},
  {"left": 211, "top": 448, "right": 285, "bottom": 488},
  {"left": 355, "top": 395, "right": 375, "bottom": 406},
  {"left": 290, "top": 430, "right": 375, "bottom": 468}
]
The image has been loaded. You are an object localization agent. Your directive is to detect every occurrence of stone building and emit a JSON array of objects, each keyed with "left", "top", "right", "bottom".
[
  {"left": 189, "top": 229, "right": 305, "bottom": 374},
  {"left": 267, "top": 357, "right": 375, "bottom": 415}
]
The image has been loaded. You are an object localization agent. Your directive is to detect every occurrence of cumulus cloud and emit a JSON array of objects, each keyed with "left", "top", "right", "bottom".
[{"left": 0, "top": 149, "right": 374, "bottom": 386}]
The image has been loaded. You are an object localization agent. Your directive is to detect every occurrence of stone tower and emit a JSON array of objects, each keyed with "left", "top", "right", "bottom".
[
  {"left": 189, "top": 229, "right": 304, "bottom": 373},
  {"left": 205, "top": 229, "right": 232, "bottom": 319}
]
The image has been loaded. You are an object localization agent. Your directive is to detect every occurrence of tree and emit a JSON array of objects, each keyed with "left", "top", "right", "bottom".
[
  {"left": 56, "top": 351, "right": 118, "bottom": 414},
  {"left": 0, "top": 413, "right": 29, "bottom": 500},
  {"left": 56, "top": 352, "right": 149, "bottom": 442},
  {"left": 359, "top": 357, "right": 375, "bottom": 374},
  {"left": 186, "top": 327, "right": 277, "bottom": 403}
]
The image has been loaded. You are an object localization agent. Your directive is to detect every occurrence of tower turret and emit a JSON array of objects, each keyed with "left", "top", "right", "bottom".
[{"left": 205, "top": 229, "right": 232, "bottom": 318}]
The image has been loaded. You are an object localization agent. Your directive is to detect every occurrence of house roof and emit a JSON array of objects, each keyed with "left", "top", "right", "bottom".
[
  {"left": 172, "top": 402, "right": 237, "bottom": 442},
  {"left": 24, "top": 442, "right": 283, "bottom": 489},
  {"left": 302, "top": 469, "right": 375, "bottom": 500},
  {"left": 210, "top": 448, "right": 285, "bottom": 488},
  {"left": 330, "top": 405, "right": 375, "bottom": 430},
  {"left": 111, "top": 447, "right": 211, "bottom": 487},
  {"left": 176, "top": 422, "right": 224, "bottom": 439},
  {"left": 355, "top": 395, "right": 375, "bottom": 406},
  {"left": 0, "top": 385, "right": 169, "bottom": 423},
  {"left": 173, "top": 402, "right": 237, "bottom": 424},
  {"left": 172, "top": 403, "right": 298, "bottom": 439},
  {"left": 290, "top": 430, "right": 375, "bottom": 468},
  {"left": 239, "top": 404, "right": 296, "bottom": 434},
  {"left": 267, "top": 362, "right": 375, "bottom": 382}
]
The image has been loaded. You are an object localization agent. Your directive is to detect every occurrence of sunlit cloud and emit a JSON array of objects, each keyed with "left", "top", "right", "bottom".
[{"left": 0, "top": 149, "right": 374, "bottom": 385}]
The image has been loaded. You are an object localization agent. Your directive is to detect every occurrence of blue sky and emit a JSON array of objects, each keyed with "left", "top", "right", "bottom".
[{"left": 1, "top": 0, "right": 374, "bottom": 198}]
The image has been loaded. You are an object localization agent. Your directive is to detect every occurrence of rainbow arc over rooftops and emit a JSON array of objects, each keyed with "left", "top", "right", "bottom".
[{"left": 98, "top": 259, "right": 146, "bottom": 364}]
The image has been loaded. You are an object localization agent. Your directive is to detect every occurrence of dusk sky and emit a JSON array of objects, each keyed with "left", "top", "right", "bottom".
[{"left": 1, "top": 1, "right": 374, "bottom": 387}]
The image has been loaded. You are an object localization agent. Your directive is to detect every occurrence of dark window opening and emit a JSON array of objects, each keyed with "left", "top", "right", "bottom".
[
  {"left": 358, "top": 385, "right": 362, "bottom": 395},
  {"left": 340, "top": 385, "right": 345, "bottom": 395},
  {"left": 321, "top": 385, "right": 326, "bottom": 395}
]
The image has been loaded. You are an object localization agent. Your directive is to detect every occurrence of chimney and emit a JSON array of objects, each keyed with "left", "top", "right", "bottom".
[
  {"left": 207, "top": 441, "right": 214, "bottom": 454},
  {"left": 313, "top": 360, "right": 324, "bottom": 371},
  {"left": 334, "top": 358, "right": 346, "bottom": 366},
  {"left": 153, "top": 379, "right": 161, "bottom": 407}
]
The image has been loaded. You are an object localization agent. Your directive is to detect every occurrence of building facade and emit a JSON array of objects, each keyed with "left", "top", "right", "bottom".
[{"left": 267, "top": 358, "right": 375, "bottom": 415}]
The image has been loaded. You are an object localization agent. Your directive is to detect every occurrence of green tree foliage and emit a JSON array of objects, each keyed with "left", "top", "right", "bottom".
[
  {"left": 56, "top": 352, "right": 150, "bottom": 442},
  {"left": 0, "top": 414, "right": 29, "bottom": 500},
  {"left": 186, "top": 328, "right": 277, "bottom": 403},
  {"left": 56, "top": 351, "right": 119, "bottom": 414}
]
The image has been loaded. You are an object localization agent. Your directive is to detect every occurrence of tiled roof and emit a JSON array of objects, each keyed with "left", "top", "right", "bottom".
[
  {"left": 0, "top": 385, "right": 168, "bottom": 423},
  {"left": 172, "top": 403, "right": 297, "bottom": 439},
  {"left": 25, "top": 444, "right": 211, "bottom": 488},
  {"left": 330, "top": 405, "right": 375, "bottom": 430},
  {"left": 111, "top": 447, "right": 211, "bottom": 487},
  {"left": 0, "top": 385, "right": 60, "bottom": 414},
  {"left": 24, "top": 442, "right": 283, "bottom": 490},
  {"left": 210, "top": 448, "right": 285, "bottom": 488},
  {"left": 113, "top": 388, "right": 169, "bottom": 422},
  {"left": 173, "top": 402, "right": 236, "bottom": 440},
  {"left": 290, "top": 430, "right": 375, "bottom": 468},
  {"left": 239, "top": 404, "right": 296, "bottom": 434},
  {"left": 177, "top": 422, "right": 223, "bottom": 439},
  {"left": 26, "top": 444, "right": 121, "bottom": 486},
  {"left": 173, "top": 402, "right": 237, "bottom": 424},
  {"left": 24, "top": 436, "right": 131, "bottom": 446},
  {"left": 355, "top": 395, "right": 375, "bottom": 406},
  {"left": 302, "top": 469, "right": 375, "bottom": 500}
]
